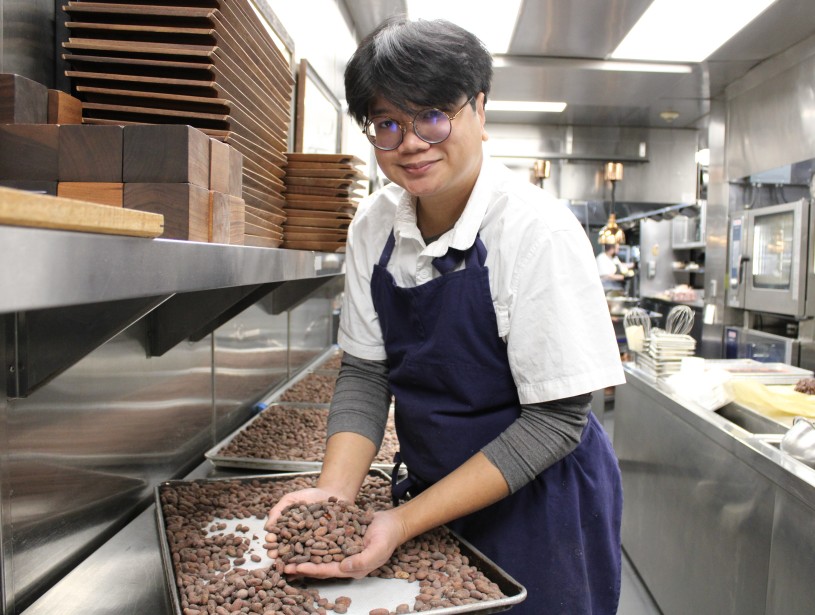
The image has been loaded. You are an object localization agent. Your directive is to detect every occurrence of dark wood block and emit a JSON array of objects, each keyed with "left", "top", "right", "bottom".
[
  {"left": 59, "top": 125, "right": 123, "bottom": 182},
  {"left": 58, "top": 182, "right": 123, "bottom": 207},
  {"left": 0, "top": 180, "right": 57, "bottom": 195},
  {"left": 124, "top": 183, "right": 209, "bottom": 241},
  {"left": 47, "top": 89, "right": 83, "bottom": 124},
  {"left": 0, "top": 74, "right": 48, "bottom": 124},
  {"left": 228, "top": 196, "right": 245, "bottom": 245},
  {"left": 209, "top": 138, "right": 231, "bottom": 194},
  {"left": 209, "top": 190, "right": 230, "bottom": 244},
  {"left": 0, "top": 124, "right": 59, "bottom": 181},
  {"left": 229, "top": 146, "right": 244, "bottom": 197},
  {"left": 123, "top": 125, "right": 210, "bottom": 188}
]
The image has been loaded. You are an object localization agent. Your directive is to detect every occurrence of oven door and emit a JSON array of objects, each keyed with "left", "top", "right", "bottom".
[{"left": 743, "top": 199, "right": 810, "bottom": 316}]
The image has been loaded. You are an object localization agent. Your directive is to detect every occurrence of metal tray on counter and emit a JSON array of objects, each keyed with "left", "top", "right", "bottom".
[
  {"left": 155, "top": 470, "right": 526, "bottom": 615},
  {"left": 205, "top": 402, "right": 399, "bottom": 474}
]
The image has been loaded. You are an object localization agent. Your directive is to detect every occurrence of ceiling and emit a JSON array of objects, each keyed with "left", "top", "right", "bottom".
[{"left": 341, "top": 0, "right": 815, "bottom": 130}]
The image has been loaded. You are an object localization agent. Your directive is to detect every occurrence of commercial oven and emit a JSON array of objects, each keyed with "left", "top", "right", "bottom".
[
  {"left": 724, "top": 326, "right": 799, "bottom": 365},
  {"left": 728, "top": 199, "right": 813, "bottom": 317}
]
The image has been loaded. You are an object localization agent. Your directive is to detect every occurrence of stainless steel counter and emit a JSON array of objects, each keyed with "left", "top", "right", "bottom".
[
  {"left": 615, "top": 365, "right": 815, "bottom": 615},
  {"left": 0, "top": 226, "right": 344, "bottom": 313}
]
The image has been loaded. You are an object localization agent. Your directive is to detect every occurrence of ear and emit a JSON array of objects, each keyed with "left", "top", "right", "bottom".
[{"left": 477, "top": 93, "right": 489, "bottom": 141}]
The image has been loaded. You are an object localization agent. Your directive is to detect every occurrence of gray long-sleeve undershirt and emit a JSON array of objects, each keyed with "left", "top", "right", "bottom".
[{"left": 327, "top": 353, "right": 591, "bottom": 494}]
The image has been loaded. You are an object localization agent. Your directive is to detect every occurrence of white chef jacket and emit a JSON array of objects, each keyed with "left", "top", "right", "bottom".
[
  {"left": 338, "top": 153, "right": 625, "bottom": 404},
  {"left": 596, "top": 250, "right": 624, "bottom": 278}
]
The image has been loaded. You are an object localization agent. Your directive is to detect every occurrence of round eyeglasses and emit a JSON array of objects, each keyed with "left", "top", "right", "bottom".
[{"left": 363, "top": 96, "right": 475, "bottom": 151}]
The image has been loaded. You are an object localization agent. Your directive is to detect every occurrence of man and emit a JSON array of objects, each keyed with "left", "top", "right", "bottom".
[
  {"left": 267, "top": 18, "right": 624, "bottom": 614},
  {"left": 596, "top": 242, "right": 631, "bottom": 292}
]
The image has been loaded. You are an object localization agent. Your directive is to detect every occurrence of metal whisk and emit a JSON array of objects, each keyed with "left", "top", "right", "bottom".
[
  {"left": 623, "top": 307, "right": 651, "bottom": 352},
  {"left": 665, "top": 305, "right": 694, "bottom": 335}
]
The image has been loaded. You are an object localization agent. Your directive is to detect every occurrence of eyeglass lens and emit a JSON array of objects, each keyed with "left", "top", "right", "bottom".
[{"left": 366, "top": 108, "right": 453, "bottom": 150}]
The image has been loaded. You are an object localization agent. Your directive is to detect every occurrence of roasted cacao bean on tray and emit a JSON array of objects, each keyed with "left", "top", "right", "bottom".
[
  {"left": 217, "top": 405, "right": 400, "bottom": 465},
  {"left": 279, "top": 373, "right": 337, "bottom": 404},
  {"left": 159, "top": 473, "right": 505, "bottom": 614}
]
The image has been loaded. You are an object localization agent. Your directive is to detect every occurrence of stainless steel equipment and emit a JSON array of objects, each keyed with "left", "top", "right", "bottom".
[
  {"left": 728, "top": 199, "right": 813, "bottom": 317},
  {"left": 615, "top": 365, "right": 815, "bottom": 615},
  {"left": 781, "top": 417, "right": 815, "bottom": 467},
  {"left": 724, "top": 326, "right": 800, "bottom": 365}
]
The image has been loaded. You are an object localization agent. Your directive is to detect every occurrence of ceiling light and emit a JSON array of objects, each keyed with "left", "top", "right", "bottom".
[
  {"left": 488, "top": 101, "right": 567, "bottom": 113},
  {"left": 492, "top": 56, "right": 693, "bottom": 74},
  {"left": 659, "top": 110, "right": 680, "bottom": 123},
  {"left": 610, "top": 0, "right": 778, "bottom": 63},
  {"left": 406, "top": 0, "right": 523, "bottom": 54}
]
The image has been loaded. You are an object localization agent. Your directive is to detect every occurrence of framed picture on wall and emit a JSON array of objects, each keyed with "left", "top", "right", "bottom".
[{"left": 294, "top": 59, "right": 342, "bottom": 153}]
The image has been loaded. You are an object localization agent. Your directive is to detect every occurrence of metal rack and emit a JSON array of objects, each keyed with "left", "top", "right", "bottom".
[{"left": 1, "top": 226, "right": 344, "bottom": 397}]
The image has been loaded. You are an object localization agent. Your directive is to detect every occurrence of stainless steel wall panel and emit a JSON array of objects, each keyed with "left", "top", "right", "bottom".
[
  {"left": 1, "top": 318, "right": 12, "bottom": 614},
  {"left": 703, "top": 100, "right": 730, "bottom": 358},
  {"left": 212, "top": 304, "right": 290, "bottom": 439},
  {"left": 638, "top": 218, "right": 677, "bottom": 299},
  {"left": 287, "top": 296, "right": 333, "bottom": 375},
  {"left": 615, "top": 379, "right": 774, "bottom": 615},
  {"left": 0, "top": 0, "right": 55, "bottom": 88},
  {"left": 726, "top": 35, "right": 815, "bottom": 180},
  {"left": 5, "top": 320, "right": 214, "bottom": 610},
  {"left": 487, "top": 124, "right": 697, "bottom": 205},
  {"left": 766, "top": 490, "right": 815, "bottom": 613}
]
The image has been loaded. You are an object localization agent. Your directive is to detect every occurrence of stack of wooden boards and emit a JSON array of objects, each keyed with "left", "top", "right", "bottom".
[
  {"left": 0, "top": 74, "right": 248, "bottom": 244},
  {"left": 60, "top": 0, "right": 293, "bottom": 246},
  {"left": 0, "top": 73, "right": 82, "bottom": 126},
  {"left": 283, "top": 153, "right": 367, "bottom": 252}
]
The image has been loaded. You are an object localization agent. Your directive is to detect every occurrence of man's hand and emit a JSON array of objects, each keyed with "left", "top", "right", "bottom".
[{"left": 268, "top": 507, "right": 407, "bottom": 579}]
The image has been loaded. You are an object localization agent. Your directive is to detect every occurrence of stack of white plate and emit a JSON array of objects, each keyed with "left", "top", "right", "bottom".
[{"left": 635, "top": 333, "right": 696, "bottom": 380}]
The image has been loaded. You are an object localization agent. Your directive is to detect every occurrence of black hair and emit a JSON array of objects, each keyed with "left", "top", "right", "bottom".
[{"left": 344, "top": 17, "right": 493, "bottom": 126}]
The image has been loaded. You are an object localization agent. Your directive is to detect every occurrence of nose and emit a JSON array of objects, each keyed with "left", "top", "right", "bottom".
[{"left": 398, "top": 122, "right": 430, "bottom": 152}]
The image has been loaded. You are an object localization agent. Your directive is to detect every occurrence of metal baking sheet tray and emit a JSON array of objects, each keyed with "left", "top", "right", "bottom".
[
  {"left": 205, "top": 402, "right": 398, "bottom": 474},
  {"left": 155, "top": 471, "right": 526, "bottom": 615}
]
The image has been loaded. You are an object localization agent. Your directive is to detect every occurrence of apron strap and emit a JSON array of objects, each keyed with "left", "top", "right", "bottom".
[
  {"left": 378, "top": 231, "right": 397, "bottom": 267},
  {"left": 432, "top": 234, "right": 488, "bottom": 275},
  {"left": 390, "top": 452, "right": 431, "bottom": 507}
]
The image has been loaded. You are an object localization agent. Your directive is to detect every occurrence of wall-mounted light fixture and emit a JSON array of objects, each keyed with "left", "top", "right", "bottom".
[
  {"left": 532, "top": 159, "right": 551, "bottom": 188},
  {"left": 598, "top": 162, "right": 625, "bottom": 244},
  {"left": 659, "top": 110, "right": 680, "bottom": 123}
]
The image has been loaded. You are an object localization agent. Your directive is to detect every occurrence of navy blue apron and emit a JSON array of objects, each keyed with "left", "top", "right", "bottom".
[{"left": 371, "top": 230, "right": 622, "bottom": 615}]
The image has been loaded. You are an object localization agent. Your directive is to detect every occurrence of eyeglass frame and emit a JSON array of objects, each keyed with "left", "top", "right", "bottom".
[{"left": 362, "top": 95, "right": 476, "bottom": 151}]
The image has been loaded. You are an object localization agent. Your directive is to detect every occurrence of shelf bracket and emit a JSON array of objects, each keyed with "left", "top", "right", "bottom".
[
  {"left": 260, "top": 276, "right": 345, "bottom": 315},
  {"left": 5, "top": 295, "right": 171, "bottom": 399},
  {"left": 147, "top": 283, "right": 283, "bottom": 357}
]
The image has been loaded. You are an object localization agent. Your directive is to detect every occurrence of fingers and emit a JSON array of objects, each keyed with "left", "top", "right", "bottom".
[
  {"left": 337, "top": 553, "right": 372, "bottom": 579},
  {"left": 286, "top": 561, "right": 349, "bottom": 579}
]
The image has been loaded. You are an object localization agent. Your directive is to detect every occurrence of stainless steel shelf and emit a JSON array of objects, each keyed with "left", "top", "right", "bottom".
[{"left": 0, "top": 226, "right": 345, "bottom": 314}]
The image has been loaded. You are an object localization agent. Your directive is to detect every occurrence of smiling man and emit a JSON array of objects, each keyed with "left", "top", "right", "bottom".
[{"left": 267, "top": 17, "right": 625, "bottom": 615}]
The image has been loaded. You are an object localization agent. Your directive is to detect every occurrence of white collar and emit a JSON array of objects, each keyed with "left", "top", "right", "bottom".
[{"left": 392, "top": 153, "right": 495, "bottom": 257}]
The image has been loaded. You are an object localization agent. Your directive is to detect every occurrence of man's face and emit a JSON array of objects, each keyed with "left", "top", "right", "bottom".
[{"left": 367, "top": 93, "right": 488, "bottom": 207}]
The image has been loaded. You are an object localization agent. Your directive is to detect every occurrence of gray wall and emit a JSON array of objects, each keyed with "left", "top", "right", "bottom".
[
  {"left": 487, "top": 124, "right": 699, "bottom": 206},
  {"left": 0, "top": 0, "right": 55, "bottom": 87}
]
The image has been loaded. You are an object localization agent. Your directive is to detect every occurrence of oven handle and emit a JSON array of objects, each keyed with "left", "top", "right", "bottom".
[{"left": 738, "top": 255, "right": 751, "bottom": 286}]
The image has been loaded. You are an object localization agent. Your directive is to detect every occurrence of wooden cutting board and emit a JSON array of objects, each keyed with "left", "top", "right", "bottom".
[
  {"left": 0, "top": 186, "right": 164, "bottom": 237},
  {"left": 286, "top": 153, "right": 365, "bottom": 166}
]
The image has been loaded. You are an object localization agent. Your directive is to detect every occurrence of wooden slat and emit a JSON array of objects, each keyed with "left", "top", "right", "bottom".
[{"left": 0, "top": 185, "right": 163, "bottom": 237}]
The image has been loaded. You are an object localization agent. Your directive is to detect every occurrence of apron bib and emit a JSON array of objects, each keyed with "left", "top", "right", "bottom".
[{"left": 371, "top": 231, "right": 622, "bottom": 615}]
